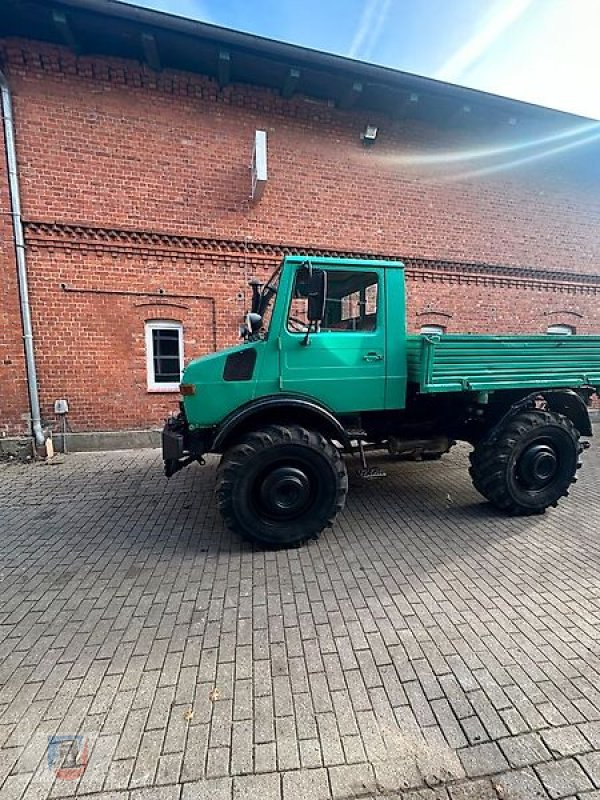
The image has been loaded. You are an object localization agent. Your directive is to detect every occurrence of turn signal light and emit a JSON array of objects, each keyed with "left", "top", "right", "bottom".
[{"left": 179, "top": 384, "right": 196, "bottom": 396}]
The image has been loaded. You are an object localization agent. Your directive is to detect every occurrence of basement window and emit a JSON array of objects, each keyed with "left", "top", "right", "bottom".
[
  {"left": 145, "top": 321, "right": 184, "bottom": 392},
  {"left": 547, "top": 324, "right": 575, "bottom": 335},
  {"left": 420, "top": 324, "right": 446, "bottom": 335}
]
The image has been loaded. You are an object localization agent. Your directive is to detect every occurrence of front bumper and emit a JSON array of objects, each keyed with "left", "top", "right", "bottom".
[
  {"left": 162, "top": 425, "right": 185, "bottom": 462},
  {"left": 162, "top": 417, "right": 212, "bottom": 477}
]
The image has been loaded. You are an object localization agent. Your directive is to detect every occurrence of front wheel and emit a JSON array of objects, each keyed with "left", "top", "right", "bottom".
[
  {"left": 216, "top": 424, "right": 348, "bottom": 548},
  {"left": 469, "top": 410, "right": 582, "bottom": 515}
]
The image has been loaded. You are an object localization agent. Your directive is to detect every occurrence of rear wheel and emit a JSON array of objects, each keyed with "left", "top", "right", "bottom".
[
  {"left": 469, "top": 410, "right": 582, "bottom": 514},
  {"left": 216, "top": 424, "right": 348, "bottom": 548}
]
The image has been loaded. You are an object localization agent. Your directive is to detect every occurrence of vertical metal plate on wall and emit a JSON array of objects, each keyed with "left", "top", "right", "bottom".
[{"left": 251, "top": 130, "right": 267, "bottom": 201}]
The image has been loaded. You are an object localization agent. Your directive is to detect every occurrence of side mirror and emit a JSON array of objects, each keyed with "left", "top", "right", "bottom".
[
  {"left": 240, "top": 312, "right": 262, "bottom": 340},
  {"left": 249, "top": 279, "right": 262, "bottom": 314},
  {"left": 248, "top": 312, "right": 262, "bottom": 332},
  {"left": 298, "top": 267, "right": 326, "bottom": 322}
]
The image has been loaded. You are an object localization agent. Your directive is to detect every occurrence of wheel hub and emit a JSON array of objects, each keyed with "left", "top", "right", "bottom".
[
  {"left": 259, "top": 466, "right": 312, "bottom": 518},
  {"left": 517, "top": 442, "right": 559, "bottom": 488}
]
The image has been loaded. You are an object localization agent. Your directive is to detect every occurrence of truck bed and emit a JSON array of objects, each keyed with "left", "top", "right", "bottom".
[{"left": 406, "top": 334, "right": 600, "bottom": 394}]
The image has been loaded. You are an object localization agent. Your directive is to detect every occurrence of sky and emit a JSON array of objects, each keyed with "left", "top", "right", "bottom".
[{"left": 120, "top": 0, "right": 600, "bottom": 121}]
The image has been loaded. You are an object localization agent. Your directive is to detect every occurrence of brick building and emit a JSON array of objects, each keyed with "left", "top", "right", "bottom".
[{"left": 1, "top": 0, "right": 599, "bottom": 441}]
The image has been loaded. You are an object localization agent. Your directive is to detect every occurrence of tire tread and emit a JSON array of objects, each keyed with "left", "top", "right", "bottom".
[
  {"left": 216, "top": 424, "right": 347, "bottom": 548},
  {"left": 469, "top": 410, "right": 582, "bottom": 515}
]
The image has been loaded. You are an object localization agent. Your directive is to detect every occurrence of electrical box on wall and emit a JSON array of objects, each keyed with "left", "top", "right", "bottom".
[
  {"left": 54, "top": 399, "right": 69, "bottom": 414},
  {"left": 251, "top": 130, "right": 267, "bottom": 201}
]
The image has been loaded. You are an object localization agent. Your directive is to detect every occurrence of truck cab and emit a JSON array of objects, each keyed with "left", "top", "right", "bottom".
[{"left": 179, "top": 257, "right": 407, "bottom": 433}]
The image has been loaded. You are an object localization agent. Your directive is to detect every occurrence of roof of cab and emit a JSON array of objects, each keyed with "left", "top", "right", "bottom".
[{"left": 283, "top": 256, "right": 404, "bottom": 269}]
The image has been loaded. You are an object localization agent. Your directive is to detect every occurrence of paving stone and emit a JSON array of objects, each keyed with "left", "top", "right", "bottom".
[
  {"left": 183, "top": 775, "right": 232, "bottom": 800},
  {"left": 499, "top": 708, "right": 530, "bottom": 737},
  {"left": 130, "top": 787, "right": 180, "bottom": 800},
  {"left": 315, "top": 713, "right": 344, "bottom": 767},
  {"left": 328, "top": 763, "right": 376, "bottom": 799},
  {"left": 355, "top": 710, "right": 387, "bottom": 762},
  {"left": 417, "top": 737, "right": 465, "bottom": 787},
  {"left": 0, "top": 775, "right": 32, "bottom": 800},
  {"left": 76, "top": 734, "right": 119, "bottom": 794},
  {"left": 460, "top": 743, "right": 509, "bottom": 777},
  {"left": 231, "top": 721, "right": 253, "bottom": 776},
  {"left": 180, "top": 723, "right": 209, "bottom": 782},
  {"left": 155, "top": 753, "right": 182, "bottom": 786},
  {"left": 340, "top": 735, "right": 365, "bottom": 765},
  {"left": 253, "top": 695, "right": 275, "bottom": 745},
  {"left": 579, "top": 722, "right": 600, "bottom": 750},
  {"left": 461, "top": 715, "right": 490, "bottom": 746},
  {"left": 373, "top": 758, "right": 422, "bottom": 793},
  {"left": 233, "top": 772, "right": 280, "bottom": 800},
  {"left": 282, "top": 768, "right": 329, "bottom": 800},
  {"left": 331, "top": 691, "right": 358, "bottom": 738},
  {"left": 254, "top": 742, "right": 277, "bottom": 774},
  {"left": 541, "top": 726, "right": 591, "bottom": 758},
  {"left": 579, "top": 752, "right": 600, "bottom": 787},
  {"left": 492, "top": 767, "right": 548, "bottom": 799},
  {"left": 431, "top": 698, "right": 468, "bottom": 750},
  {"left": 468, "top": 690, "right": 510, "bottom": 740},
  {"left": 104, "top": 757, "right": 135, "bottom": 791},
  {"left": 500, "top": 733, "right": 552, "bottom": 768},
  {"left": 206, "top": 747, "right": 231, "bottom": 779},
  {"left": 405, "top": 790, "right": 451, "bottom": 800},
  {"left": 130, "top": 729, "right": 163, "bottom": 788},
  {"left": 448, "top": 780, "right": 497, "bottom": 799},
  {"left": 275, "top": 717, "right": 300, "bottom": 771},
  {"left": 536, "top": 757, "right": 593, "bottom": 798}
]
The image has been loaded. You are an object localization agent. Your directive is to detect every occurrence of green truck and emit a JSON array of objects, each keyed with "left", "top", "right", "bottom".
[{"left": 163, "top": 256, "right": 599, "bottom": 547}]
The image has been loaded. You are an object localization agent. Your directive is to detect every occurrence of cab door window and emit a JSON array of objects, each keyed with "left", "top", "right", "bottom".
[{"left": 287, "top": 270, "right": 378, "bottom": 333}]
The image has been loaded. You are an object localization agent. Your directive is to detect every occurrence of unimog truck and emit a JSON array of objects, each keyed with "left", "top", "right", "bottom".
[{"left": 163, "top": 256, "right": 600, "bottom": 547}]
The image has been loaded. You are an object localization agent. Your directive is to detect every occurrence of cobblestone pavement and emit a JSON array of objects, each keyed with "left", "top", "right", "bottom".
[{"left": 1, "top": 437, "right": 600, "bottom": 800}]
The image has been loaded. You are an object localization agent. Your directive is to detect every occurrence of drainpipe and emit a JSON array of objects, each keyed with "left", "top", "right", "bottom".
[{"left": 0, "top": 68, "right": 45, "bottom": 447}]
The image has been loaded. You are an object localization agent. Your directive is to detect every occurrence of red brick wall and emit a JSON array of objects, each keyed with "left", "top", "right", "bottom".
[
  {"left": 405, "top": 272, "right": 600, "bottom": 335},
  {"left": 24, "top": 242, "right": 277, "bottom": 430},
  {"left": 1, "top": 39, "right": 598, "bottom": 434}
]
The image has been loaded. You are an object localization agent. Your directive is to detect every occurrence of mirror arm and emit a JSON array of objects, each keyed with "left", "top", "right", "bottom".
[{"left": 301, "top": 320, "right": 314, "bottom": 347}]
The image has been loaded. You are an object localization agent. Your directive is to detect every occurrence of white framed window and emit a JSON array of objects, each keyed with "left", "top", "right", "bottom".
[
  {"left": 547, "top": 324, "right": 575, "bottom": 335},
  {"left": 420, "top": 324, "right": 446, "bottom": 335},
  {"left": 145, "top": 321, "right": 184, "bottom": 392}
]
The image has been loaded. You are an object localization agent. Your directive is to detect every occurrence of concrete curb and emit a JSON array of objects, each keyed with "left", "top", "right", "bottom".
[
  {"left": 1, "top": 429, "right": 162, "bottom": 457},
  {"left": 0, "top": 437, "right": 34, "bottom": 459},
  {"left": 52, "top": 429, "right": 162, "bottom": 452}
]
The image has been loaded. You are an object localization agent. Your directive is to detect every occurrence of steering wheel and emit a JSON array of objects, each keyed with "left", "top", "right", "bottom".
[{"left": 288, "top": 316, "right": 308, "bottom": 332}]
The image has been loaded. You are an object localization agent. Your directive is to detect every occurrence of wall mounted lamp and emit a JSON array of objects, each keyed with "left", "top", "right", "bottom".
[{"left": 361, "top": 124, "right": 378, "bottom": 146}]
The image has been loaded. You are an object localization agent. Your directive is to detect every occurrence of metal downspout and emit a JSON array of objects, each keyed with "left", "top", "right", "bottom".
[{"left": 0, "top": 68, "right": 45, "bottom": 447}]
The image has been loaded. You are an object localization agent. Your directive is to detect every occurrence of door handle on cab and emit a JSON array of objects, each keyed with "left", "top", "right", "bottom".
[{"left": 363, "top": 352, "right": 384, "bottom": 362}]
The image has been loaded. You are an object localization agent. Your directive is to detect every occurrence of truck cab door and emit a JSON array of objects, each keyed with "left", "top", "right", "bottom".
[{"left": 280, "top": 267, "right": 386, "bottom": 412}]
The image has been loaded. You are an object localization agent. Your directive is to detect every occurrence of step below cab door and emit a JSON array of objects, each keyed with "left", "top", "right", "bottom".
[{"left": 280, "top": 266, "right": 386, "bottom": 413}]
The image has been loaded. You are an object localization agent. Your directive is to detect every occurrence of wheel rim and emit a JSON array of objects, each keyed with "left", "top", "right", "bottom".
[
  {"left": 254, "top": 463, "right": 315, "bottom": 521},
  {"left": 516, "top": 441, "right": 559, "bottom": 489}
]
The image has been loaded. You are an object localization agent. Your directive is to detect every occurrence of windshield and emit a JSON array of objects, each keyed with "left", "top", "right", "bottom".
[
  {"left": 258, "top": 265, "right": 281, "bottom": 334},
  {"left": 262, "top": 265, "right": 281, "bottom": 299}
]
